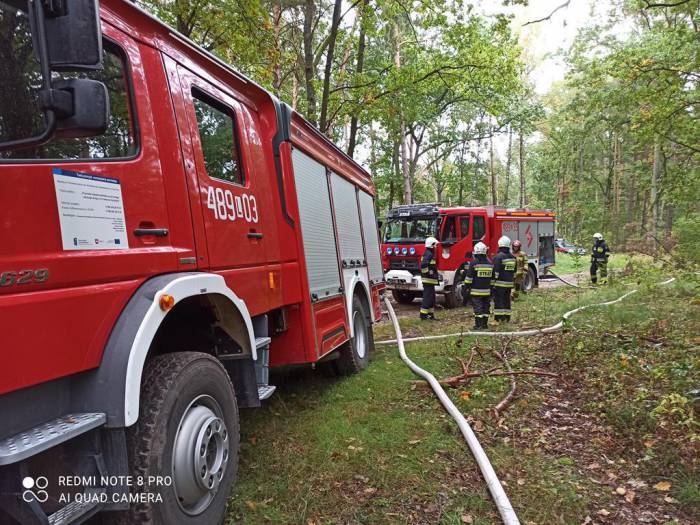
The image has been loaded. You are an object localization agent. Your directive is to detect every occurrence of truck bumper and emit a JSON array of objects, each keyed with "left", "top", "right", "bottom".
[{"left": 385, "top": 270, "right": 448, "bottom": 293}]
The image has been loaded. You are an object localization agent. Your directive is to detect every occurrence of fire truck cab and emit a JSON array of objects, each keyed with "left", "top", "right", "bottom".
[
  {"left": 0, "top": 1, "right": 383, "bottom": 523},
  {"left": 382, "top": 204, "right": 556, "bottom": 307}
]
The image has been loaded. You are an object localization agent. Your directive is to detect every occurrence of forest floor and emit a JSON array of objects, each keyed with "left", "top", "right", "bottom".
[{"left": 228, "top": 256, "right": 699, "bottom": 524}]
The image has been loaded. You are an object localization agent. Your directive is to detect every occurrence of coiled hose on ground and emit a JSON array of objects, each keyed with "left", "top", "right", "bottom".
[{"left": 381, "top": 277, "right": 676, "bottom": 524}]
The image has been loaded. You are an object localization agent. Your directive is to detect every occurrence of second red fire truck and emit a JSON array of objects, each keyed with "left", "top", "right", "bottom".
[
  {"left": 381, "top": 203, "right": 556, "bottom": 306},
  {"left": 0, "top": 1, "right": 383, "bottom": 523}
]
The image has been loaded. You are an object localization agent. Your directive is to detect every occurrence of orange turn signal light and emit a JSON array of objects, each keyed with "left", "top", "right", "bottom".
[{"left": 159, "top": 294, "right": 176, "bottom": 311}]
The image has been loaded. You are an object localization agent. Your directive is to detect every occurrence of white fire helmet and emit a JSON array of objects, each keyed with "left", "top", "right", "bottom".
[
  {"left": 593, "top": 232, "right": 603, "bottom": 240},
  {"left": 498, "top": 235, "right": 512, "bottom": 248},
  {"left": 473, "top": 242, "right": 488, "bottom": 255},
  {"left": 425, "top": 236, "right": 439, "bottom": 248}
]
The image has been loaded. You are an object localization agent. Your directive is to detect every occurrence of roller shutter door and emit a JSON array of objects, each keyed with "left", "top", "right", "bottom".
[{"left": 292, "top": 149, "right": 341, "bottom": 299}]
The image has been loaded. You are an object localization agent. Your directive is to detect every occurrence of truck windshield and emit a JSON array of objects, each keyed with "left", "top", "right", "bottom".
[{"left": 383, "top": 217, "right": 437, "bottom": 243}]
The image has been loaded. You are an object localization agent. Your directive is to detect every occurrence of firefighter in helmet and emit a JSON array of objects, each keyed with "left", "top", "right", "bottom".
[
  {"left": 512, "top": 240, "right": 527, "bottom": 300},
  {"left": 492, "top": 236, "right": 516, "bottom": 323},
  {"left": 463, "top": 242, "right": 493, "bottom": 330},
  {"left": 419, "top": 236, "right": 439, "bottom": 320},
  {"left": 590, "top": 232, "right": 610, "bottom": 284}
]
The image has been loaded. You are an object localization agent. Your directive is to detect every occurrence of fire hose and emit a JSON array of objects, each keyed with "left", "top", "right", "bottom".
[
  {"left": 380, "top": 278, "right": 676, "bottom": 524},
  {"left": 384, "top": 297, "right": 521, "bottom": 525},
  {"left": 378, "top": 278, "right": 676, "bottom": 345}
]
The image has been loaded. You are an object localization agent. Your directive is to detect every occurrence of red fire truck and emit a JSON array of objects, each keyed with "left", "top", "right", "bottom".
[
  {"left": 0, "top": 1, "right": 383, "bottom": 523},
  {"left": 382, "top": 204, "right": 556, "bottom": 307}
]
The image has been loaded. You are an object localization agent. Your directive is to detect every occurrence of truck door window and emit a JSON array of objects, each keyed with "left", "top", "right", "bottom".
[
  {"left": 192, "top": 90, "right": 244, "bottom": 185},
  {"left": 0, "top": 7, "right": 138, "bottom": 161},
  {"left": 459, "top": 216, "right": 470, "bottom": 239},
  {"left": 441, "top": 216, "right": 457, "bottom": 242},
  {"left": 473, "top": 216, "right": 485, "bottom": 243}
]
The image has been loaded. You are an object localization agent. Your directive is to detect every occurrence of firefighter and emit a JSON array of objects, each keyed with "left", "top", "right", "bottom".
[
  {"left": 590, "top": 232, "right": 611, "bottom": 284},
  {"left": 512, "top": 240, "right": 527, "bottom": 300},
  {"left": 463, "top": 242, "right": 493, "bottom": 330},
  {"left": 492, "top": 236, "right": 516, "bottom": 322},
  {"left": 419, "top": 236, "right": 439, "bottom": 320}
]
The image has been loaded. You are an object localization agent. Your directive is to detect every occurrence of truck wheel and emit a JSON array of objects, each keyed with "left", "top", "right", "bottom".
[
  {"left": 335, "top": 295, "right": 373, "bottom": 375},
  {"left": 443, "top": 270, "right": 465, "bottom": 309},
  {"left": 391, "top": 290, "right": 416, "bottom": 304},
  {"left": 522, "top": 267, "right": 536, "bottom": 293},
  {"left": 113, "top": 352, "right": 239, "bottom": 525}
]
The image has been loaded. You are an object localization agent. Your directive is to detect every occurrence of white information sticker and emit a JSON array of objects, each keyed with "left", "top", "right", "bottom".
[{"left": 53, "top": 168, "right": 129, "bottom": 250}]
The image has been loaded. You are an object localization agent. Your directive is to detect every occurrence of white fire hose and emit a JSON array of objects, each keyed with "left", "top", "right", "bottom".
[
  {"left": 380, "top": 277, "right": 676, "bottom": 524},
  {"left": 383, "top": 297, "right": 521, "bottom": 525}
]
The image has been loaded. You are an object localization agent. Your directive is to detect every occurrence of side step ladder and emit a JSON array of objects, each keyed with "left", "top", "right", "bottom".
[
  {"left": 253, "top": 315, "right": 276, "bottom": 400},
  {"left": 0, "top": 413, "right": 107, "bottom": 525}
]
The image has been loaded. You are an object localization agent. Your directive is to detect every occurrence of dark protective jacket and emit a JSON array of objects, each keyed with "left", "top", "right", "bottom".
[
  {"left": 464, "top": 254, "right": 493, "bottom": 296},
  {"left": 592, "top": 239, "right": 610, "bottom": 261},
  {"left": 420, "top": 248, "right": 439, "bottom": 285},
  {"left": 492, "top": 247, "right": 516, "bottom": 289}
]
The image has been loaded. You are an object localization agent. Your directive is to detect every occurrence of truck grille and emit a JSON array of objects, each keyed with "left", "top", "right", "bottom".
[{"left": 389, "top": 259, "right": 419, "bottom": 271}]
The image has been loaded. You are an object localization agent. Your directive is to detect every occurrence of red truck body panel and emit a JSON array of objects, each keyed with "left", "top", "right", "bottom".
[{"left": 0, "top": 0, "right": 382, "bottom": 396}]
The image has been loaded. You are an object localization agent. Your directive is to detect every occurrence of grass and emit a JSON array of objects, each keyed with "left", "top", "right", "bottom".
[
  {"left": 227, "top": 256, "right": 699, "bottom": 524},
  {"left": 550, "top": 251, "right": 632, "bottom": 277}
]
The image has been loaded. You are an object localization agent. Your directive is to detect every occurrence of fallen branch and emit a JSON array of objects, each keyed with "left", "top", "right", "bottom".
[
  {"left": 411, "top": 369, "right": 558, "bottom": 387},
  {"left": 493, "top": 345, "right": 517, "bottom": 420}
]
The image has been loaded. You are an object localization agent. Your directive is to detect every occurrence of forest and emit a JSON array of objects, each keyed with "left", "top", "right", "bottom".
[{"left": 141, "top": 0, "right": 699, "bottom": 262}]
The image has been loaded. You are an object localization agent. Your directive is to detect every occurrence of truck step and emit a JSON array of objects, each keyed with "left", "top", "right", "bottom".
[
  {"left": 48, "top": 489, "right": 105, "bottom": 525},
  {"left": 257, "top": 385, "right": 276, "bottom": 400},
  {"left": 255, "top": 336, "right": 271, "bottom": 350},
  {"left": 0, "top": 413, "right": 106, "bottom": 466}
]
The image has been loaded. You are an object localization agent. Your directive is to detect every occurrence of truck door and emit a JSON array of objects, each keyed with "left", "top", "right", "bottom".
[{"left": 172, "top": 66, "right": 275, "bottom": 314}]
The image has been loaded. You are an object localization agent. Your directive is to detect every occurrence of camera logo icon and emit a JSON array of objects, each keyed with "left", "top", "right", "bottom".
[{"left": 22, "top": 476, "right": 49, "bottom": 503}]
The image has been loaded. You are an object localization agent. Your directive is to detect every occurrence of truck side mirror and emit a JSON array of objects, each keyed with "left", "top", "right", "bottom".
[
  {"left": 53, "top": 79, "right": 109, "bottom": 138},
  {"left": 43, "top": 0, "right": 103, "bottom": 70}
]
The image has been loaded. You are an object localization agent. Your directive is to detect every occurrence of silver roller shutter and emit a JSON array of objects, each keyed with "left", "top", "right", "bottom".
[
  {"left": 292, "top": 149, "right": 341, "bottom": 299},
  {"left": 358, "top": 191, "right": 383, "bottom": 283},
  {"left": 330, "top": 172, "right": 364, "bottom": 265}
]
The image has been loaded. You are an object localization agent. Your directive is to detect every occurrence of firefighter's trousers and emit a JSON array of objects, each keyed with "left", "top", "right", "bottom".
[
  {"left": 420, "top": 283, "right": 436, "bottom": 319},
  {"left": 493, "top": 286, "right": 512, "bottom": 322},
  {"left": 471, "top": 295, "right": 490, "bottom": 329},
  {"left": 590, "top": 259, "right": 608, "bottom": 284},
  {"left": 512, "top": 275, "right": 524, "bottom": 299}
]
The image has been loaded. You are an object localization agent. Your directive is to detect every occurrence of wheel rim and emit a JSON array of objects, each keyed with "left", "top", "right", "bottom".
[
  {"left": 353, "top": 310, "right": 367, "bottom": 359},
  {"left": 172, "top": 395, "right": 229, "bottom": 516}
]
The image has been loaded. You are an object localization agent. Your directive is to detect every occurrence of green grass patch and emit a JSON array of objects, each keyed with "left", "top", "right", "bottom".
[{"left": 228, "top": 261, "right": 699, "bottom": 523}]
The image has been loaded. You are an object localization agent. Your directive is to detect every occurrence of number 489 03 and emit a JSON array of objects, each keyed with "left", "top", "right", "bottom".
[{"left": 206, "top": 186, "right": 258, "bottom": 223}]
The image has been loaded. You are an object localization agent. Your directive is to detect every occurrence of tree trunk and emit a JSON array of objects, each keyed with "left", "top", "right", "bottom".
[
  {"left": 472, "top": 139, "right": 481, "bottom": 205},
  {"left": 392, "top": 21, "right": 411, "bottom": 204},
  {"left": 272, "top": 0, "right": 283, "bottom": 94},
  {"left": 347, "top": 1, "right": 367, "bottom": 157},
  {"left": 303, "top": 0, "right": 317, "bottom": 125},
  {"left": 504, "top": 126, "right": 512, "bottom": 205},
  {"left": 519, "top": 131, "right": 525, "bottom": 207},
  {"left": 318, "top": 0, "right": 342, "bottom": 132},
  {"left": 490, "top": 122, "right": 497, "bottom": 206},
  {"left": 651, "top": 137, "right": 663, "bottom": 252}
]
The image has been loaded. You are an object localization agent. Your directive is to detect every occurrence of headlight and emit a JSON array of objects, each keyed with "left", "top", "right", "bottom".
[
  {"left": 393, "top": 247, "right": 400, "bottom": 255},
  {"left": 409, "top": 247, "right": 416, "bottom": 255},
  {"left": 386, "top": 247, "right": 392, "bottom": 255},
  {"left": 401, "top": 247, "right": 408, "bottom": 255}
]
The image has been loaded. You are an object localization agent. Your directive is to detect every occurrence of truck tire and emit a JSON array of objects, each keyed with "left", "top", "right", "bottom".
[
  {"left": 335, "top": 295, "right": 373, "bottom": 375},
  {"left": 522, "top": 266, "right": 536, "bottom": 293},
  {"left": 391, "top": 290, "right": 416, "bottom": 304},
  {"left": 110, "top": 352, "right": 239, "bottom": 525},
  {"left": 443, "top": 269, "right": 466, "bottom": 309}
]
